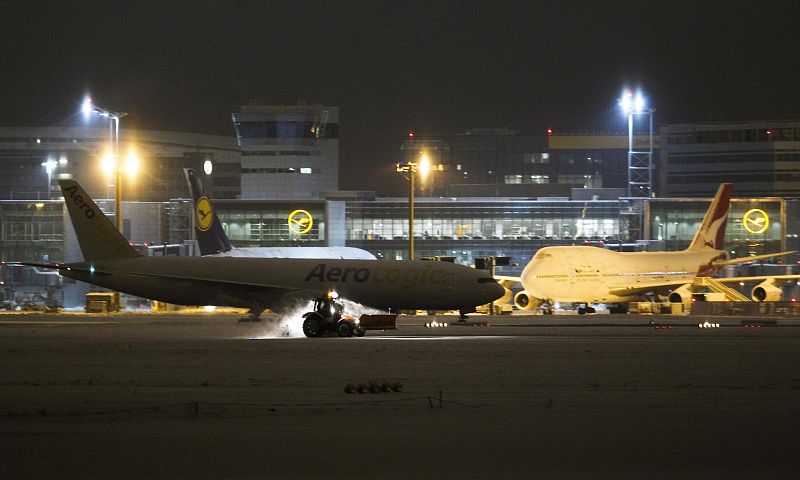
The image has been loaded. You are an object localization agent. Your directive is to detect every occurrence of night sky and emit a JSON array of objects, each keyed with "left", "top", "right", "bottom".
[{"left": 2, "top": 1, "right": 799, "bottom": 195}]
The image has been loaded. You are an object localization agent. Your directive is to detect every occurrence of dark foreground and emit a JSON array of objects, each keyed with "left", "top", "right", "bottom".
[{"left": 1, "top": 312, "right": 799, "bottom": 479}]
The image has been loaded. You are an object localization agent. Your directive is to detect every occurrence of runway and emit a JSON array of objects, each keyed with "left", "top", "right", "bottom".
[{"left": 1, "top": 312, "right": 799, "bottom": 478}]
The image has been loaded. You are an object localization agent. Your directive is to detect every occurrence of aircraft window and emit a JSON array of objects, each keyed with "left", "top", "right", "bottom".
[{"left": 478, "top": 277, "right": 498, "bottom": 283}]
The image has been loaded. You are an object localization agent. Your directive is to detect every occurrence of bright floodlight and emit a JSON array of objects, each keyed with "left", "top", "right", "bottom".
[
  {"left": 124, "top": 148, "right": 139, "bottom": 177},
  {"left": 41, "top": 158, "right": 57, "bottom": 174},
  {"left": 101, "top": 148, "right": 115, "bottom": 175},
  {"left": 81, "top": 96, "right": 93, "bottom": 119},
  {"left": 620, "top": 88, "right": 647, "bottom": 113},
  {"left": 634, "top": 91, "right": 645, "bottom": 112},
  {"left": 619, "top": 89, "right": 633, "bottom": 113},
  {"left": 419, "top": 152, "right": 431, "bottom": 179}
]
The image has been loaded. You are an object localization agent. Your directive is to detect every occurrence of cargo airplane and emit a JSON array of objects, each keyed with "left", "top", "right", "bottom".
[
  {"left": 501, "top": 184, "right": 799, "bottom": 313},
  {"left": 184, "top": 168, "right": 376, "bottom": 260},
  {"left": 12, "top": 180, "right": 503, "bottom": 319}
]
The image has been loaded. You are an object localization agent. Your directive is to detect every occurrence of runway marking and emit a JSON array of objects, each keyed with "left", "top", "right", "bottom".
[
  {"left": 362, "top": 336, "right": 519, "bottom": 341},
  {"left": 0, "top": 321, "right": 117, "bottom": 325}
]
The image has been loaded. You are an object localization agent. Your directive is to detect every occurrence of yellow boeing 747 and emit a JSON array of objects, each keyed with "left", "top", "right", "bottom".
[{"left": 502, "top": 184, "right": 799, "bottom": 313}]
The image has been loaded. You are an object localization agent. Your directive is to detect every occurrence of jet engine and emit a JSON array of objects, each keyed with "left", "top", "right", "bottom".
[
  {"left": 751, "top": 279, "right": 782, "bottom": 302},
  {"left": 514, "top": 290, "right": 543, "bottom": 311},
  {"left": 668, "top": 284, "right": 696, "bottom": 309}
]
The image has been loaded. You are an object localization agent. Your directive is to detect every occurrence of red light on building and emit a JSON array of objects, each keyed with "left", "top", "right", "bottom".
[
  {"left": 408, "top": 131, "right": 415, "bottom": 138},
  {"left": 546, "top": 128, "right": 553, "bottom": 136}
]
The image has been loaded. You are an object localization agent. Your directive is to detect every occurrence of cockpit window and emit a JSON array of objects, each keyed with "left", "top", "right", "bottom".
[{"left": 478, "top": 277, "right": 498, "bottom": 283}]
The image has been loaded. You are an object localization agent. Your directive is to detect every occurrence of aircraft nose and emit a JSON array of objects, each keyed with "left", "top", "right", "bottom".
[
  {"left": 483, "top": 278, "right": 505, "bottom": 303},
  {"left": 490, "top": 281, "right": 505, "bottom": 301}
]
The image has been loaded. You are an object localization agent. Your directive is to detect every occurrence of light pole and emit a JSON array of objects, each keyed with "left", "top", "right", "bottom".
[
  {"left": 396, "top": 153, "right": 430, "bottom": 260},
  {"left": 82, "top": 96, "right": 128, "bottom": 232},
  {"left": 618, "top": 88, "right": 655, "bottom": 241}
]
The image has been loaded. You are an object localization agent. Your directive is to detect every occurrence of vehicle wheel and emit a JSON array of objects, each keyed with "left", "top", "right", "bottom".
[
  {"left": 354, "top": 326, "right": 366, "bottom": 337},
  {"left": 302, "top": 314, "right": 324, "bottom": 337},
  {"left": 337, "top": 320, "right": 354, "bottom": 337},
  {"left": 586, "top": 306, "right": 596, "bottom": 314},
  {"left": 577, "top": 307, "right": 586, "bottom": 315}
]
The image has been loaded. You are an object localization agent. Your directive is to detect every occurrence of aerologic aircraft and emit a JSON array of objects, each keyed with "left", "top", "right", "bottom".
[
  {"left": 503, "top": 183, "right": 799, "bottom": 313},
  {"left": 184, "top": 168, "right": 376, "bottom": 260},
  {"left": 13, "top": 180, "right": 503, "bottom": 318}
]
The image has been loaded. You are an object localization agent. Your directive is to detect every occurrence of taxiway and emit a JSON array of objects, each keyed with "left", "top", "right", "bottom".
[{"left": 1, "top": 311, "right": 799, "bottom": 478}]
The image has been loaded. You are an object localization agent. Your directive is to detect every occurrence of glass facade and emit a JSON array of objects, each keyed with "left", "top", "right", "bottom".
[
  {"left": 0, "top": 201, "right": 64, "bottom": 262},
  {"left": 346, "top": 199, "right": 621, "bottom": 270},
  {"left": 0, "top": 195, "right": 796, "bottom": 306},
  {"left": 213, "top": 200, "right": 327, "bottom": 246},
  {"left": 647, "top": 198, "right": 785, "bottom": 254}
]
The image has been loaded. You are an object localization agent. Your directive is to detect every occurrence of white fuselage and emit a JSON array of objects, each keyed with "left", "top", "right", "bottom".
[
  {"left": 521, "top": 246, "right": 726, "bottom": 303},
  {"left": 206, "top": 246, "right": 377, "bottom": 260}
]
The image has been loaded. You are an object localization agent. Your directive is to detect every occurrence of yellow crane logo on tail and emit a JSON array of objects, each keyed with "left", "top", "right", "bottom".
[
  {"left": 195, "top": 196, "right": 214, "bottom": 231},
  {"left": 288, "top": 209, "right": 313, "bottom": 235},
  {"left": 743, "top": 208, "right": 769, "bottom": 234}
]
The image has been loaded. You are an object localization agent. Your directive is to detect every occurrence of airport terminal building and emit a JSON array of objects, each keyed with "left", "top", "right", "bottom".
[{"left": 1, "top": 119, "right": 798, "bottom": 308}]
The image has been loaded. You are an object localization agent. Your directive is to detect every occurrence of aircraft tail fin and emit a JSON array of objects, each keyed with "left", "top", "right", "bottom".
[
  {"left": 184, "top": 168, "right": 232, "bottom": 255},
  {"left": 59, "top": 180, "right": 141, "bottom": 261},
  {"left": 688, "top": 183, "right": 732, "bottom": 251}
]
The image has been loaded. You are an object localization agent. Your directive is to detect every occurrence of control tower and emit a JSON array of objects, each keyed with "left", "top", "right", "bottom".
[{"left": 232, "top": 104, "right": 339, "bottom": 199}]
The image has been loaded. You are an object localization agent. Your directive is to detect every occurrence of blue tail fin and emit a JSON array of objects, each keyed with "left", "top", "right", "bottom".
[
  {"left": 184, "top": 168, "right": 232, "bottom": 255},
  {"left": 59, "top": 180, "right": 141, "bottom": 261}
]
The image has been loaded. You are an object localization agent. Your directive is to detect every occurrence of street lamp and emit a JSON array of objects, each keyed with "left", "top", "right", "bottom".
[
  {"left": 41, "top": 157, "right": 57, "bottom": 199},
  {"left": 40, "top": 154, "right": 68, "bottom": 199},
  {"left": 396, "top": 153, "right": 430, "bottom": 260},
  {"left": 82, "top": 95, "right": 128, "bottom": 232}
]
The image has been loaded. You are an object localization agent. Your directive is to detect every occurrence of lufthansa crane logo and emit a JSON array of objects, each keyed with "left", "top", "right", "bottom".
[
  {"left": 195, "top": 196, "right": 214, "bottom": 232},
  {"left": 288, "top": 209, "right": 313, "bottom": 234},
  {"left": 743, "top": 208, "right": 769, "bottom": 234}
]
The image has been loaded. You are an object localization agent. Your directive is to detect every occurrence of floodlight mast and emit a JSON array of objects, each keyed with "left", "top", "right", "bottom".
[
  {"left": 82, "top": 96, "right": 128, "bottom": 232},
  {"left": 619, "top": 89, "right": 655, "bottom": 198},
  {"left": 396, "top": 152, "right": 430, "bottom": 260},
  {"left": 618, "top": 88, "right": 655, "bottom": 242}
]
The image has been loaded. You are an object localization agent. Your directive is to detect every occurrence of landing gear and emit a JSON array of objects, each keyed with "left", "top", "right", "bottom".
[
  {"left": 577, "top": 305, "right": 596, "bottom": 315},
  {"left": 608, "top": 303, "right": 629, "bottom": 314},
  {"left": 458, "top": 307, "right": 475, "bottom": 322}
]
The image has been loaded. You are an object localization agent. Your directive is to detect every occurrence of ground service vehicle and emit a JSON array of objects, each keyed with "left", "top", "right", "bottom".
[{"left": 301, "top": 295, "right": 397, "bottom": 338}]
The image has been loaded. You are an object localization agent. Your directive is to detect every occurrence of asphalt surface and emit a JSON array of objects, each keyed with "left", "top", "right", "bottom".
[{"left": 1, "top": 311, "right": 800, "bottom": 479}]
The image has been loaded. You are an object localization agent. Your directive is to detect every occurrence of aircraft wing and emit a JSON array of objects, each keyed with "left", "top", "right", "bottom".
[
  {"left": 7, "top": 261, "right": 295, "bottom": 292},
  {"left": 494, "top": 275, "right": 521, "bottom": 288},
  {"left": 3, "top": 261, "right": 62, "bottom": 269},
  {"left": 712, "top": 251, "right": 798, "bottom": 267},
  {"left": 608, "top": 280, "right": 696, "bottom": 297},
  {"left": 609, "top": 274, "right": 800, "bottom": 297},
  {"left": 711, "top": 274, "right": 800, "bottom": 284}
]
